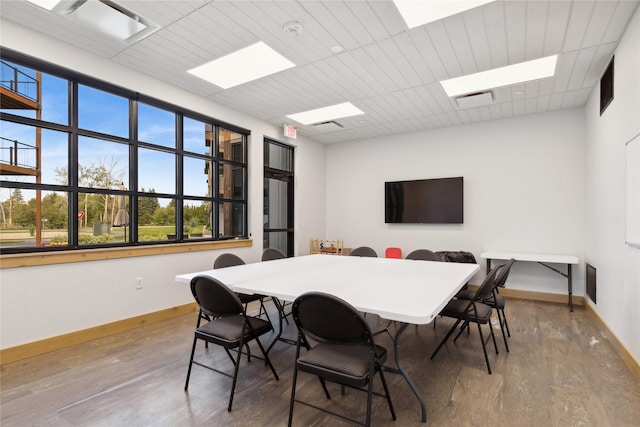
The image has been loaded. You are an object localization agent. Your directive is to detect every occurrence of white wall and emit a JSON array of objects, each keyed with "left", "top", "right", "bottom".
[
  {"left": 325, "top": 109, "right": 586, "bottom": 293},
  {"left": 584, "top": 7, "right": 640, "bottom": 363},
  {"left": 0, "top": 20, "right": 326, "bottom": 349}
]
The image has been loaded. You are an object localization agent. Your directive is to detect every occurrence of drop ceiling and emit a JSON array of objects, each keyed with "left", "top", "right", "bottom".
[{"left": 1, "top": 0, "right": 638, "bottom": 144}]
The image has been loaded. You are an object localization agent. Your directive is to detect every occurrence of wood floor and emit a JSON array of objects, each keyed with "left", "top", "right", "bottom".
[{"left": 2, "top": 298, "right": 639, "bottom": 426}]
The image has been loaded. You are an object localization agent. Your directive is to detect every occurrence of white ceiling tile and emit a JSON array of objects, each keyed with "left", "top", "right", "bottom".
[
  {"left": 582, "top": 1, "right": 619, "bottom": 47},
  {"left": 462, "top": 7, "right": 492, "bottom": 72},
  {"left": 602, "top": 0, "right": 640, "bottom": 43},
  {"left": 443, "top": 14, "right": 477, "bottom": 75},
  {"left": 512, "top": 99, "right": 526, "bottom": 116},
  {"left": 561, "top": 90, "right": 580, "bottom": 109},
  {"left": 408, "top": 27, "right": 450, "bottom": 81},
  {"left": 548, "top": 93, "right": 565, "bottom": 110},
  {"left": 1, "top": 0, "right": 635, "bottom": 145},
  {"left": 553, "top": 50, "right": 579, "bottom": 93},
  {"left": 524, "top": 97, "right": 538, "bottom": 114},
  {"left": 500, "top": 101, "right": 514, "bottom": 119},
  {"left": 504, "top": 0, "right": 527, "bottom": 64},
  {"left": 362, "top": 42, "right": 409, "bottom": 91},
  {"left": 367, "top": 1, "right": 408, "bottom": 36},
  {"left": 525, "top": 0, "right": 549, "bottom": 60},
  {"left": 322, "top": 0, "right": 375, "bottom": 47},
  {"left": 297, "top": 1, "right": 360, "bottom": 51},
  {"left": 567, "top": 46, "right": 599, "bottom": 91},
  {"left": 543, "top": 1, "right": 572, "bottom": 56},
  {"left": 482, "top": 1, "right": 509, "bottom": 68},
  {"left": 377, "top": 37, "right": 424, "bottom": 88},
  {"left": 525, "top": 80, "right": 541, "bottom": 100},
  {"left": 575, "top": 87, "right": 593, "bottom": 107},
  {"left": 465, "top": 108, "right": 482, "bottom": 123},
  {"left": 345, "top": 1, "right": 391, "bottom": 42},
  {"left": 478, "top": 105, "right": 493, "bottom": 121},
  {"left": 584, "top": 42, "right": 617, "bottom": 87},
  {"left": 563, "top": 1, "right": 597, "bottom": 52},
  {"left": 391, "top": 32, "right": 436, "bottom": 84},
  {"left": 427, "top": 21, "right": 463, "bottom": 78},
  {"left": 536, "top": 94, "right": 552, "bottom": 113},
  {"left": 488, "top": 103, "right": 503, "bottom": 121}
]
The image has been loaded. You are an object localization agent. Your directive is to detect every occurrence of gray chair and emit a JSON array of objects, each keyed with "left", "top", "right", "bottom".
[
  {"left": 350, "top": 246, "right": 378, "bottom": 257},
  {"left": 288, "top": 292, "right": 396, "bottom": 427},
  {"left": 214, "top": 253, "right": 270, "bottom": 322},
  {"left": 430, "top": 266, "right": 501, "bottom": 374},
  {"left": 406, "top": 249, "right": 440, "bottom": 261},
  {"left": 456, "top": 258, "right": 515, "bottom": 346},
  {"left": 261, "top": 248, "right": 286, "bottom": 261},
  {"left": 406, "top": 249, "right": 443, "bottom": 328},
  {"left": 261, "top": 248, "right": 291, "bottom": 323},
  {"left": 184, "top": 275, "right": 279, "bottom": 410}
]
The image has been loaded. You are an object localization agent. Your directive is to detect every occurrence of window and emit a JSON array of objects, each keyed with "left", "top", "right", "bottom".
[
  {"left": 0, "top": 51, "right": 249, "bottom": 253},
  {"left": 263, "top": 138, "right": 294, "bottom": 256}
]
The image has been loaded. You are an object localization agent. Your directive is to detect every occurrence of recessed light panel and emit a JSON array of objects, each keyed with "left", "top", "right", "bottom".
[
  {"left": 393, "top": 0, "right": 495, "bottom": 29},
  {"left": 286, "top": 102, "right": 364, "bottom": 125},
  {"left": 440, "top": 55, "right": 558, "bottom": 97},
  {"left": 188, "top": 42, "right": 295, "bottom": 89}
]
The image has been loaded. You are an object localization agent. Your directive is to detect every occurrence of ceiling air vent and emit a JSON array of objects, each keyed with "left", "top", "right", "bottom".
[
  {"left": 455, "top": 91, "right": 494, "bottom": 109},
  {"left": 312, "top": 120, "right": 344, "bottom": 132},
  {"left": 58, "top": 0, "right": 158, "bottom": 42}
]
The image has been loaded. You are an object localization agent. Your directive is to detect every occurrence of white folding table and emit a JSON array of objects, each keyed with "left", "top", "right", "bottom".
[
  {"left": 481, "top": 251, "right": 579, "bottom": 311},
  {"left": 176, "top": 254, "right": 479, "bottom": 423}
]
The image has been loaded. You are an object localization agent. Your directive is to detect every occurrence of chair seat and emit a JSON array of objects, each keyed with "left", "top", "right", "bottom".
[
  {"left": 455, "top": 289, "right": 475, "bottom": 300},
  {"left": 440, "top": 299, "right": 493, "bottom": 323},
  {"left": 456, "top": 290, "right": 505, "bottom": 309},
  {"left": 196, "top": 315, "right": 272, "bottom": 348},
  {"left": 298, "top": 343, "right": 387, "bottom": 388},
  {"left": 237, "top": 293, "right": 265, "bottom": 304}
]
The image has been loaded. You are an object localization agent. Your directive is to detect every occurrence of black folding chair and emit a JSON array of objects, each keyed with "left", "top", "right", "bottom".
[
  {"left": 430, "top": 266, "right": 501, "bottom": 374},
  {"left": 214, "top": 253, "right": 270, "bottom": 322},
  {"left": 456, "top": 258, "right": 515, "bottom": 350},
  {"left": 405, "top": 249, "right": 440, "bottom": 261},
  {"left": 350, "top": 246, "right": 378, "bottom": 257},
  {"left": 288, "top": 292, "right": 396, "bottom": 427},
  {"left": 184, "top": 275, "right": 279, "bottom": 411}
]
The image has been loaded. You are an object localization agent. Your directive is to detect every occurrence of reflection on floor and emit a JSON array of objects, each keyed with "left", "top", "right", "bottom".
[{"left": 1, "top": 298, "right": 639, "bottom": 426}]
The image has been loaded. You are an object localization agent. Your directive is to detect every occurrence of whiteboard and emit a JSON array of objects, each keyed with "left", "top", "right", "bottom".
[{"left": 627, "top": 133, "right": 640, "bottom": 247}]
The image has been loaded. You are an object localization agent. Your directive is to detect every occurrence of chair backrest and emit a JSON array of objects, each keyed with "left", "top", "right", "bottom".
[
  {"left": 292, "top": 292, "right": 374, "bottom": 345},
  {"left": 406, "top": 249, "right": 439, "bottom": 261},
  {"left": 214, "top": 253, "right": 245, "bottom": 269},
  {"left": 350, "top": 246, "right": 378, "bottom": 257},
  {"left": 494, "top": 258, "right": 515, "bottom": 288},
  {"left": 262, "top": 248, "right": 286, "bottom": 261},
  {"left": 474, "top": 265, "right": 501, "bottom": 301},
  {"left": 190, "top": 275, "right": 244, "bottom": 318},
  {"left": 385, "top": 247, "right": 402, "bottom": 258}
]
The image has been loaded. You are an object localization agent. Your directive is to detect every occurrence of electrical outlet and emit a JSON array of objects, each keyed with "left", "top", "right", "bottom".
[{"left": 136, "top": 277, "right": 143, "bottom": 289}]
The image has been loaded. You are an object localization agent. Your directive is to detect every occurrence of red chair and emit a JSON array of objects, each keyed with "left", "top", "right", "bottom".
[{"left": 385, "top": 247, "right": 402, "bottom": 258}]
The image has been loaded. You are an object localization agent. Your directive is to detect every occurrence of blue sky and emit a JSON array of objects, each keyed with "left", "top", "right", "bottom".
[{"left": 1, "top": 62, "right": 215, "bottom": 206}]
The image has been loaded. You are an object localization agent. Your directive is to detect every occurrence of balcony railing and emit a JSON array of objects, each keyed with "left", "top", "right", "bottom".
[
  {"left": 0, "top": 136, "right": 37, "bottom": 169},
  {"left": 0, "top": 60, "right": 38, "bottom": 102}
]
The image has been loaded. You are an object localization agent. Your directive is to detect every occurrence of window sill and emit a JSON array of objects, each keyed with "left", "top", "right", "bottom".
[{"left": 0, "top": 239, "right": 252, "bottom": 269}]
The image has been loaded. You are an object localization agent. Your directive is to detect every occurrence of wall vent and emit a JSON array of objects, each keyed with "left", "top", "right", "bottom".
[{"left": 586, "top": 263, "right": 596, "bottom": 303}]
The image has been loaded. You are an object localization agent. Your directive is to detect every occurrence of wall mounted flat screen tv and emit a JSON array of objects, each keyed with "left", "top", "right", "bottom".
[{"left": 385, "top": 177, "right": 463, "bottom": 224}]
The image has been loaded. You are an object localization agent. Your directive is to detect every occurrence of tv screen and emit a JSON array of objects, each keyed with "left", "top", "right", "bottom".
[{"left": 385, "top": 177, "right": 463, "bottom": 224}]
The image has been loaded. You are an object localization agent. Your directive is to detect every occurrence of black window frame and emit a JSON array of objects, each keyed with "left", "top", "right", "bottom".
[{"left": 0, "top": 49, "right": 249, "bottom": 254}]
